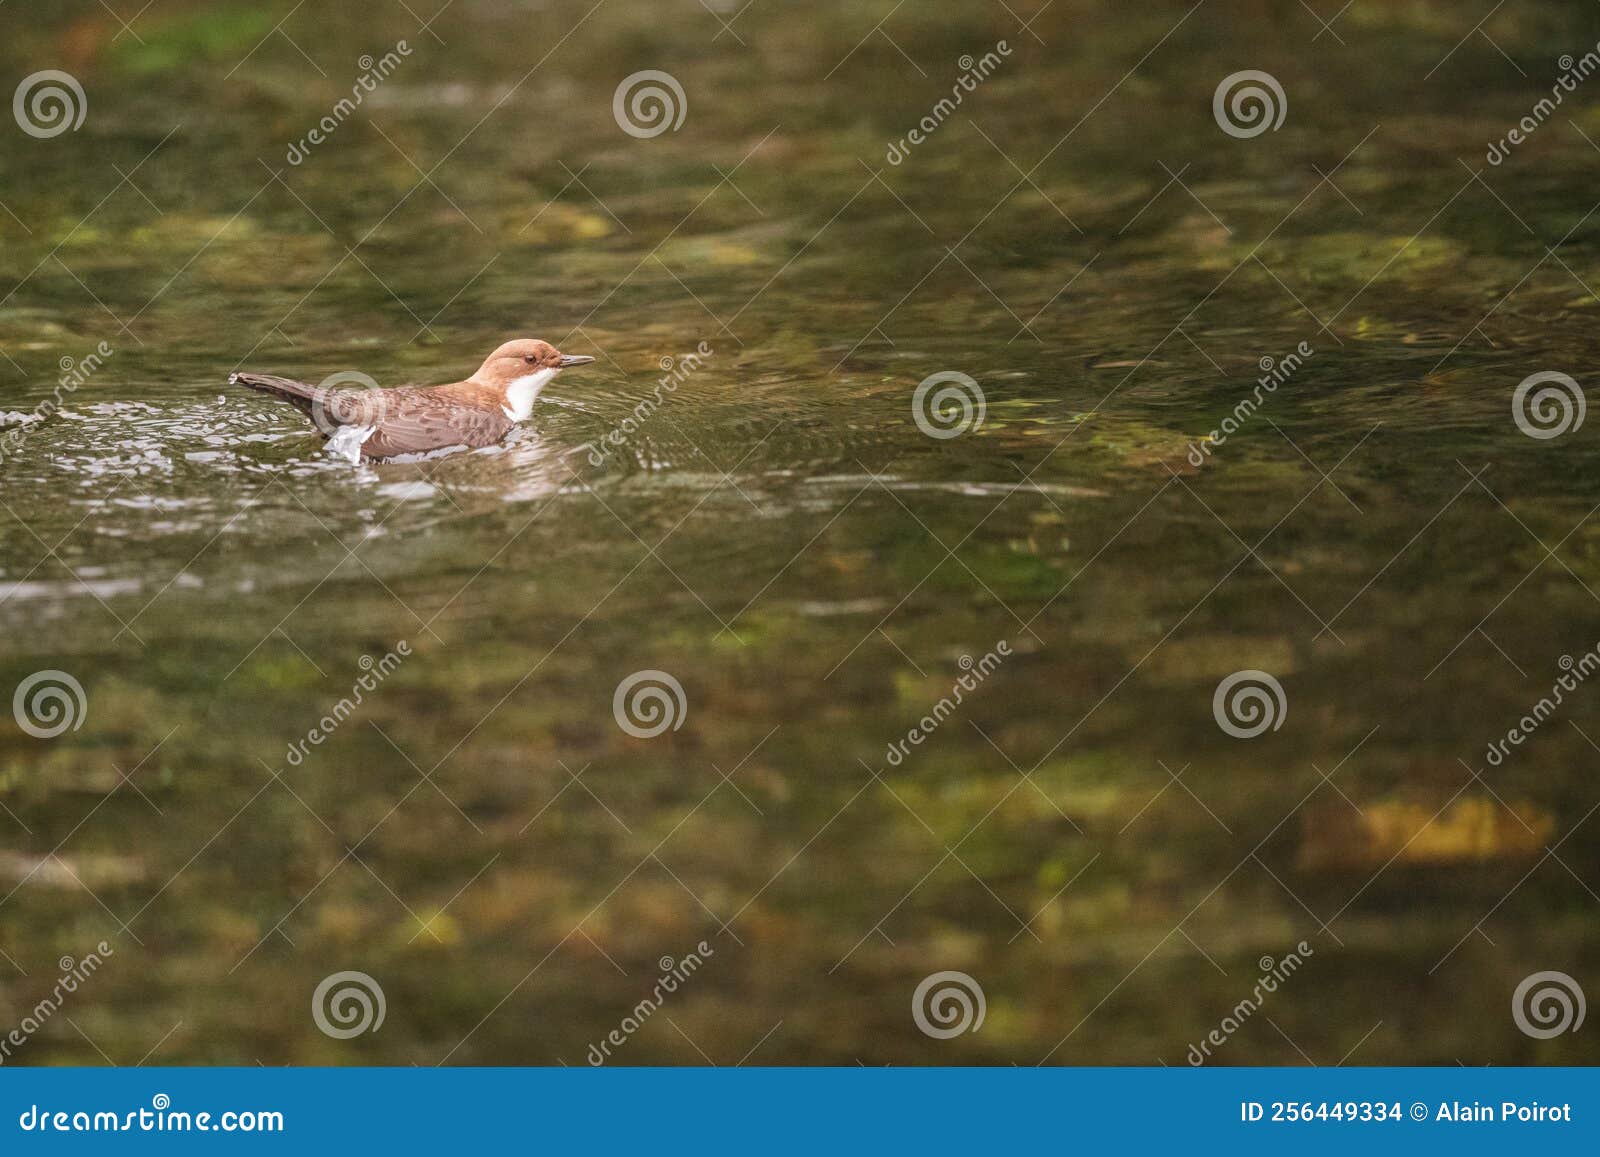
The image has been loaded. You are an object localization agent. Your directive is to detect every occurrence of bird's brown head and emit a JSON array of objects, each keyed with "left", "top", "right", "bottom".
[{"left": 471, "top": 338, "right": 595, "bottom": 390}]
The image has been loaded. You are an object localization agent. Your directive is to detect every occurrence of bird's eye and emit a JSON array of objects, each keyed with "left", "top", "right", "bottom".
[{"left": 524, "top": 355, "right": 537, "bottom": 364}]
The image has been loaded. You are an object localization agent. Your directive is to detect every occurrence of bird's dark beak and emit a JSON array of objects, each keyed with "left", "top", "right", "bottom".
[{"left": 558, "top": 354, "right": 595, "bottom": 368}]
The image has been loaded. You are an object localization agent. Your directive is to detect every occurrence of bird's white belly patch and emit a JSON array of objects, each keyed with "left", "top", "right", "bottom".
[{"left": 325, "top": 423, "right": 376, "bottom": 464}]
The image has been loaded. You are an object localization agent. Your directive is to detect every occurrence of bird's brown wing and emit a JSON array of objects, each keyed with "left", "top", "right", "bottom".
[
  {"left": 231, "top": 376, "right": 513, "bottom": 459},
  {"left": 358, "top": 394, "right": 513, "bottom": 460}
]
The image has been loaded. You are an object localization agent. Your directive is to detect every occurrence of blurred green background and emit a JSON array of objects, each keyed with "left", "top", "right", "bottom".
[{"left": 0, "top": 0, "right": 1597, "bottom": 1064}]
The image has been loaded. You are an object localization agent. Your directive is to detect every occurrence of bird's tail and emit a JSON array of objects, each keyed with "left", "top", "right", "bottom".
[
  {"left": 229, "top": 372, "right": 319, "bottom": 415},
  {"left": 230, "top": 372, "right": 381, "bottom": 432}
]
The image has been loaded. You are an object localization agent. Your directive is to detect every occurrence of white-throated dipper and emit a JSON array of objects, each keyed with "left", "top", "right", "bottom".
[{"left": 230, "top": 338, "right": 595, "bottom": 462}]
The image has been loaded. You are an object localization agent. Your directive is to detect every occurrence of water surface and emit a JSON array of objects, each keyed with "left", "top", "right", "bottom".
[{"left": 1, "top": 0, "right": 1597, "bottom": 1065}]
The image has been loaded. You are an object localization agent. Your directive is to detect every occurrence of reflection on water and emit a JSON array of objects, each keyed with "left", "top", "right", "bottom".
[{"left": 1, "top": 0, "right": 1597, "bottom": 1065}]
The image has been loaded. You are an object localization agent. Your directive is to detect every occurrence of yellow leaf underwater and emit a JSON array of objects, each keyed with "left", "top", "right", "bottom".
[{"left": 1298, "top": 795, "right": 1553, "bottom": 870}]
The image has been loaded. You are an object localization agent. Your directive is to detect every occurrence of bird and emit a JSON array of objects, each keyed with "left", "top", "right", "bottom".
[{"left": 229, "top": 338, "right": 595, "bottom": 462}]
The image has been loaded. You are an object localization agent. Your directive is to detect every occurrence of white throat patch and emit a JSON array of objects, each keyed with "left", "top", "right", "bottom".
[{"left": 501, "top": 368, "right": 559, "bottom": 421}]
